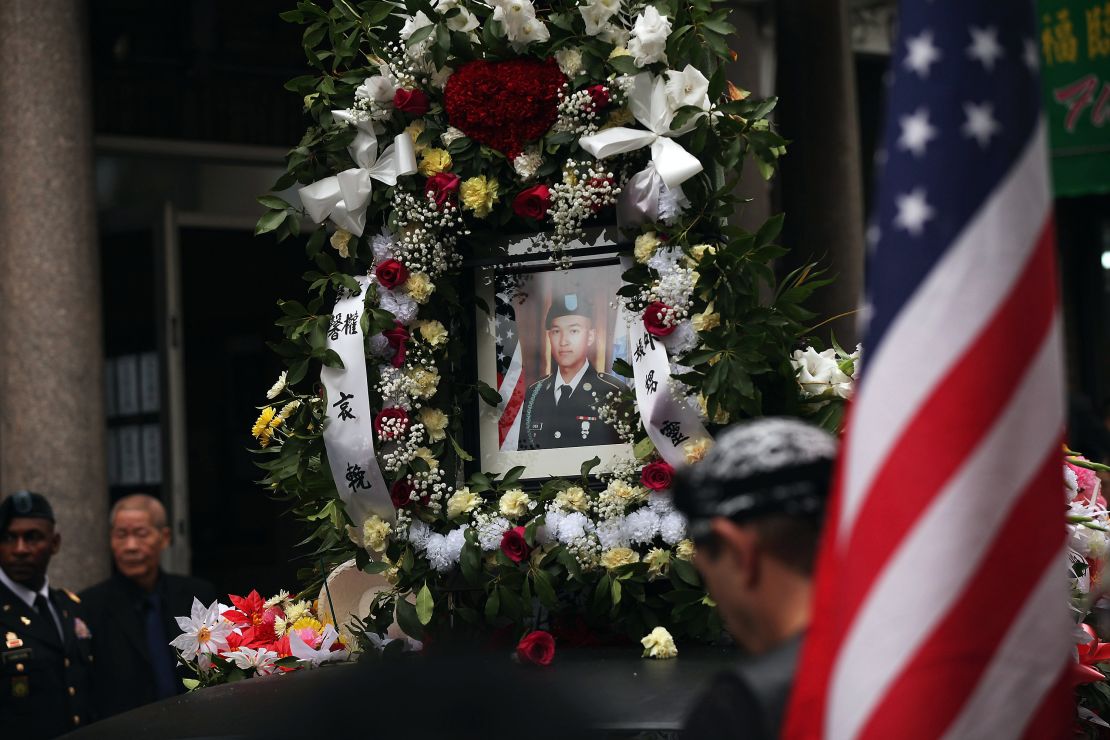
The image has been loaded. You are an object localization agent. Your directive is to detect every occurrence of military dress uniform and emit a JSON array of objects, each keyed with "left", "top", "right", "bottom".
[
  {"left": 517, "top": 365, "right": 624, "bottom": 450},
  {"left": 0, "top": 580, "right": 96, "bottom": 738}
]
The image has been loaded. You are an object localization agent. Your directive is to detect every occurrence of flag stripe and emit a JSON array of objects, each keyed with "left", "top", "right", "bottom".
[
  {"left": 826, "top": 317, "right": 1065, "bottom": 739},
  {"left": 854, "top": 446, "right": 1064, "bottom": 739},
  {"left": 840, "top": 123, "right": 1051, "bottom": 537}
]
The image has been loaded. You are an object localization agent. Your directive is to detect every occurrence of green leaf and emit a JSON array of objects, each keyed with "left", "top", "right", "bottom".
[
  {"left": 670, "top": 557, "right": 701, "bottom": 587},
  {"left": 755, "top": 213, "right": 784, "bottom": 247},
  {"left": 447, "top": 433, "right": 475, "bottom": 462},
  {"left": 406, "top": 23, "right": 435, "bottom": 48},
  {"left": 182, "top": 678, "right": 200, "bottom": 691},
  {"left": 395, "top": 598, "right": 423, "bottom": 640},
  {"left": 533, "top": 569, "right": 558, "bottom": 609},
  {"left": 255, "top": 209, "right": 286, "bottom": 235},
  {"left": 484, "top": 588, "right": 500, "bottom": 622},
  {"left": 416, "top": 584, "right": 434, "bottom": 625},
  {"left": 461, "top": 538, "right": 481, "bottom": 583},
  {"left": 612, "top": 357, "right": 633, "bottom": 377},
  {"left": 610, "top": 578, "right": 622, "bottom": 606},
  {"left": 477, "top": 380, "right": 502, "bottom": 406},
  {"left": 257, "top": 195, "right": 291, "bottom": 210},
  {"left": 580, "top": 456, "right": 601, "bottom": 477},
  {"left": 633, "top": 437, "right": 656, "bottom": 460}
]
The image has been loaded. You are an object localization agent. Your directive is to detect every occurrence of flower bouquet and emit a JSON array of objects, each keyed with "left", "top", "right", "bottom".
[
  {"left": 171, "top": 590, "right": 348, "bottom": 688},
  {"left": 252, "top": 0, "right": 828, "bottom": 656}
]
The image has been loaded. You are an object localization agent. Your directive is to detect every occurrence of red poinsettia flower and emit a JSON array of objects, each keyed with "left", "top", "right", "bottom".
[
  {"left": 516, "top": 630, "right": 555, "bottom": 666},
  {"left": 1074, "top": 624, "right": 1110, "bottom": 685},
  {"left": 223, "top": 590, "right": 266, "bottom": 627}
]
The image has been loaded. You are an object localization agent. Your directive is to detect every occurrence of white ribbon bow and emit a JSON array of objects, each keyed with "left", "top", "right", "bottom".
[
  {"left": 579, "top": 73, "right": 704, "bottom": 190},
  {"left": 299, "top": 119, "right": 417, "bottom": 237}
]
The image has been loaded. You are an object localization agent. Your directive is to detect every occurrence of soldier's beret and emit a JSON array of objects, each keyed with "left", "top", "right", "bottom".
[
  {"left": 0, "top": 490, "right": 55, "bottom": 530},
  {"left": 671, "top": 418, "right": 837, "bottom": 541},
  {"left": 545, "top": 293, "right": 593, "bottom": 327}
]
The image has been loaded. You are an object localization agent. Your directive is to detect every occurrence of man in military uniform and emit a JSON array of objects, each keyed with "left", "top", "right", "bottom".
[
  {"left": 517, "top": 293, "right": 625, "bottom": 450},
  {"left": 670, "top": 418, "right": 837, "bottom": 740},
  {"left": 0, "top": 491, "right": 96, "bottom": 738}
]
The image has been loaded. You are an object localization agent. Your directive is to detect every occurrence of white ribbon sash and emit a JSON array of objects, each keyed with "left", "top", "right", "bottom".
[
  {"left": 299, "top": 128, "right": 417, "bottom": 237},
  {"left": 579, "top": 73, "right": 704, "bottom": 190},
  {"left": 321, "top": 276, "right": 394, "bottom": 524},
  {"left": 629, "top": 310, "right": 712, "bottom": 468}
]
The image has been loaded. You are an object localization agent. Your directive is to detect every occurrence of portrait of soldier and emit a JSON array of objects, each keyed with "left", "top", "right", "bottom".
[{"left": 517, "top": 293, "right": 624, "bottom": 450}]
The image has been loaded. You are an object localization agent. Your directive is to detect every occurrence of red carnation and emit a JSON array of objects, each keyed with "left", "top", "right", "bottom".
[
  {"left": 393, "top": 88, "right": 430, "bottom": 115},
  {"left": 641, "top": 460, "right": 675, "bottom": 491},
  {"left": 516, "top": 630, "right": 555, "bottom": 666},
  {"left": 643, "top": 301, "right": 676, "bottom": 337},
  {"left": 425, "top": 172, "right": 460, "bottom": 209},
  {"left": 375, "top": 259, "right": 409, "bottom": 289},
  {"left": 513, "top": 184, "right": 552, "bottom": 221},
  {"left": 390, "top": 478, "right": 415, "bottom": 508},
  {"left": 586, "top": 84, "right": 610, "bottom": 111},
  {"left": 373, "top": 407, "right": 410, "bottom": 440},
  {"left": 500, "top": 526, "right": 532, "bottom": 563},
  {"left": 444, "top": 58, "right": 566, "bottom": 158},
  {"left": 383, "top": 321, "right": 410, "bottom": 368}
]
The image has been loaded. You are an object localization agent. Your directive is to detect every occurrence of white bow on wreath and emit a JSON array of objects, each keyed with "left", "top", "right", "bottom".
[
  {"left": 299, "top": 120, "right": 417, "bottom": 237},
  {"left": 578, "top": 72, "right": 705, "bottom": 190}
]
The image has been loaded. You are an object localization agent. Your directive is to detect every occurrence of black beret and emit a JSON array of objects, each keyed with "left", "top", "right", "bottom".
[
  {"left": 545, "top": 293, "right": 593, "bottom": 327},
  {"left": 671, "top": 418, "right": 837, "bottom": 540},
  {"left": 0, "top": 490, "right": 55, "bottom": 530}
]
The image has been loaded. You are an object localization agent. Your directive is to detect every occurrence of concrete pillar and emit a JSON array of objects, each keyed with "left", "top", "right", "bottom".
[
  {"left": 0, "top": 1, "right": 108, "bottom": 590},
  {"left": 775, "top": 0, "right": 866, "bottom": 347}
]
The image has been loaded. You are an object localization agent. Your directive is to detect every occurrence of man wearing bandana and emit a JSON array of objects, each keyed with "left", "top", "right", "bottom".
[
  {"left": 671, "top": 418, "right": 837, "bottom": 740},
  {"left": 0, "top": 490, "right": 96, "bottom": 738},
  {"left": 517, "top": 293, "right": 624, "bottom": 450}
]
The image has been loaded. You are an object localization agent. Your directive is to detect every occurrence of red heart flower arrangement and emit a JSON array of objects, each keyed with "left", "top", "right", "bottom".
[{"left": 444, "top": 57, "right": 566, "bottom": 159}]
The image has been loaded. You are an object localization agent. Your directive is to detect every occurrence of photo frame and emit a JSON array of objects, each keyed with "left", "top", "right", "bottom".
[{"left": 470, "top": 229, "right": 635, "bottom": 481}]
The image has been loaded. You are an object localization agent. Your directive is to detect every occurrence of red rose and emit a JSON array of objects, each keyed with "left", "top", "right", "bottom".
[
  {"left": 640, "top": 460, "right": 675, "bottom": 491},
  {"left": 425, "top": 172, "right": 460, "bottom": 209},
  {"left": 516, "top": 630, "right": 555, "bottom": 666},
  {"left": 643, "top": 301, "right": 676, "bottom": 337},
  {"left": 373, "top": 407, "right": 410, "bottom": 440},
  {"left": 586, "top": 84, "right": 610, "bottom": 111},
  {"left": 390, "top": 478, "right": 415, "bottom": 508},
  {"left": 375, "top": 259, "right": 409, "bottom": 289},
  {"left": 500, "top": 526, "right": 532, "bottom": 563},
  {"left": 393, "top": 88, "right": 430, "bottom": 115},
  {"left": 513, "top": 184, "right": 552, "bottom": 220},
  {"left": 383, "top": 321, "right": 410, "bottom": 368}
]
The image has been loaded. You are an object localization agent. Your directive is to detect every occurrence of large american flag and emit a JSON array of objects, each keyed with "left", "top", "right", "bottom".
[
  {"left": 495, "top": 275, "right": 527, "bottom": 450},
  {"left": 784, "top": 2, "right": 1070, "bottom": 738}
]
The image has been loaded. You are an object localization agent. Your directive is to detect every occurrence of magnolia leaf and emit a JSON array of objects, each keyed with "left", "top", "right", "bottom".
[
  {"left": 580, "top": 456, "right": 601, "bottom": 477},
  {"left": 255, "top": 209, "right": 286, "bottom": 235},
  {"left": 416, "top": 584, "right": 434, "bottom": 625},
  {"left": 395, "top": 598, "right": 423, "bottom": 640},
  {"left": 633, "top": 437, "right": 656, "bottom": 460},
  {"left": 257, "top": 195, "right": 291, "bottom": 210}
]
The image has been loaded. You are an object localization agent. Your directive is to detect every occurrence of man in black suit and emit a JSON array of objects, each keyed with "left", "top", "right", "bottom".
[
  {"left": 517, "top": 293, "right": 624, "bottom": 450},
  {"left": 0, "top": 490, "right": 96, "bottom": 738},
  {"left": 81, "top": 494, "right": 217, "bottom": 718}
]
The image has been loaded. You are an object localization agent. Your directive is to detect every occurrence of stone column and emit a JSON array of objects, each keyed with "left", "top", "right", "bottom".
[
  {"left": 0, "top": 1, "right": 108, "bottom": 590},
  {"left": 775, "top": 0, "right": 866, "bottom": 347}
]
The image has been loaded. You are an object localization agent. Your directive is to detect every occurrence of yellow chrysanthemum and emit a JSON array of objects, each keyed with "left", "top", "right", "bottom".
[
  {"left": 418, "top": 148, "right": 452, "bottom": 176},
  {"left": 251, "top": 407, "right": 277, "bottom": 439},
  {"left": 418, "top": 407, "right": 449, "bottom": 442},
  {"left": 675, "top": 539, "right": 695, "bottom": 561},
  {"left": 290, "top": 616, "right": 323, "bottom": 634},
  {"left": 460, "top": 175, "right": 500, "bottom": 218},
  {"left": 330, "top": 229, "right": 352, "bottom": 258}
]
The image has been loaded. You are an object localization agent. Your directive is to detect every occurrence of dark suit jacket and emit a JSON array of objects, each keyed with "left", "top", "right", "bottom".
[
  {"left": 80, "top": 571, "right": 217, "bottom": 719},
  {"left": 517, "top": 364, "right": 624, "bottom": 449},
  {"left": 0, "top": 580, "right": 96, "bottom": 738}
]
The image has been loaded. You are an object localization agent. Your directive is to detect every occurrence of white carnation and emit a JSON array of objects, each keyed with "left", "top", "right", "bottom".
[
  {"left": 477, "top": 516, "right": 511, "bottom": 551},
  {"left": 623, "top": 508, "right": 661, "bottom": 544},
  {"left": 659, "top": 511, "right": 686, "bottom": 545},
  {"left": 659, "top": 320, "right": 697, "bottom": 355},
  {"left": 596, "top": 517, "right": 629, "bottom": 550},
  {"left": 371, "top": 232, "right": 395, "bottom": 263},
  {"left": 379, "top": 289, "right": 419, "bottom": 325},
  {"left": 556, "top": 512, "right": 591, "bottom": 544},
  {"left": 426, "top": 528, "right": 467, "bottom": 572},
  {"left": 555, "top": 47, "right": 584, "bottom": 77},
  {"left": 407, "top": 519, "right": 433, "bottom": 552}
]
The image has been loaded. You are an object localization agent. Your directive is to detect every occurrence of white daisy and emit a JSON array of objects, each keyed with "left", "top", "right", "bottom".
[{"left": 170, "top": 598, "right": 234, "bottom": 662}]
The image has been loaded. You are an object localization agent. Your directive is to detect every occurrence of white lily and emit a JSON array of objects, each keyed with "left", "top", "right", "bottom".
[
  {"left": 289, "top": 624, "right": 350, "bottom": 667},
  {"left": 225, "top": 646, "right": 280, "bottom": 676},
  {"left": 169, "top": 598, "right": 234, "bottom": 662}
]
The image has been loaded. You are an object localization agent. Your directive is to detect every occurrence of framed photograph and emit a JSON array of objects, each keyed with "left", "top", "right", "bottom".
[{"left": 473, "top": 231, "right": 634, "bottom": 479}]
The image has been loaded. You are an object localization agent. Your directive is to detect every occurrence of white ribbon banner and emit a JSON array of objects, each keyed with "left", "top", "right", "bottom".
[
  {"left": 321, "top": 276, "right": 394, "bottom": 524},
  {"left": 299, "top": 123, "right": 417, "bottom": 238},
  {"left": 579, "top": 72, "right": 704, "bottom": 190},
  {"left": 629, "top": 309, "right": 712, "bottom": 468}
]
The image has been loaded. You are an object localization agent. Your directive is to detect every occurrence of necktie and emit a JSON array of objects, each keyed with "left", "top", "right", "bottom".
[
  {"left": 144, "top": 593, "right": 180, "bottom": 699},
  {"left": 33, "top": 593, "right": 60, "bottom": 640},
  {"left": 556, "top": 385, "right": 569, "bottom": 407}
]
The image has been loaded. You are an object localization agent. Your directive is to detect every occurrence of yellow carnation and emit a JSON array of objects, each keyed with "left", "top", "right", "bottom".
[
  {"left": 675, "top": 539, "right": 695, "bottom": 561},
  {"left": 330, "top": 229, "right": 352, "bottom": 258},
  {"left": 644, "top": 547, "right": 671, "bottom": 578},
  {"left": 446, "top": 486, "right": 481, "bottom": 519},
  {"left": 601, "top": 547, "right": 639, "bottom": 570},
  {"left": 689, "top": 244, "right": 717, "bottom": 262},
  {"left": 691, "top": 309, "right": 721, "bottom": 333},
  {"left": 404, "top": 272, "right": 436, "bottom": 304},
  {"left": 460, "top": 175, "right": 500, "bottom": 218},
  {"left": 414, "top": 446, "right": 439, "bottom": 470},
  {"left": 634, "top": 232, "right": 660, "bottom": 263},
  {"left": 641, "top": 626, "right": 678, "bottom": 659},
  {"left": 499, "top": 489, "right": 531, "bottom": 518},
  {"left": 418, "top": 148, "right": 452, "bottom": 176},
  {"left": 418, "top": 407, "right": 449, "bottom": 442},
  {"left": 417, "top": 319, "right": 448, "bottom": 348},
  {"left": 683, "top": 437, "right": 712, "bottom": 464},
  {"left": 607, "top": 479, "right": 646, "bottom": 503},
  {"left": 405, "top": 120, "right": 427, "bottom": 153},
  {"left": 361, "top": 515, "right": 391, "bottom": 552},
  {"left": 555, "top": 486, "right": 589, "bottom": 513},
  {"left": 696, "top": 394, "right": 730, "bottom": 425},
  {"left": 407, "top": 367, "right": 440, "bottom": 399}
]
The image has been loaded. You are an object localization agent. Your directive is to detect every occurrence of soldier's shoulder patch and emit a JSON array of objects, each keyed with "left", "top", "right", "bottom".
[
  {"left": 63, "top": 589, "right": 81, "bottom": 604},
  {"left": 595, "top": 372, "right": 626, "bottom": 390}
]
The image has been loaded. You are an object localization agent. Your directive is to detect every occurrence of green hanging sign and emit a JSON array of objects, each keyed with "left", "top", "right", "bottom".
[{"left": 1037, "top": 0, "right": 1110, "bottom": 196}]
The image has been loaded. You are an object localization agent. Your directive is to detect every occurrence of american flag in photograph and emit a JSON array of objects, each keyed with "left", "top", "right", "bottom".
[
  {"left": 494, "top": 275, "right": 526, "bottom": 450},
  {"left": 785, "top": 2, "right": 1069, "bottom": 739}
]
